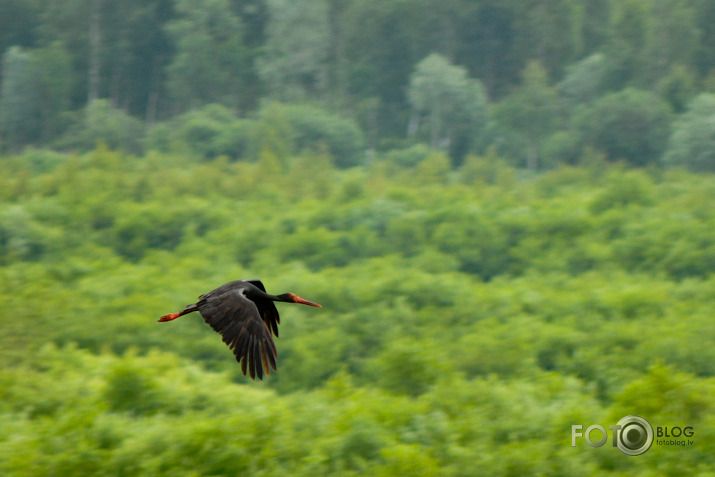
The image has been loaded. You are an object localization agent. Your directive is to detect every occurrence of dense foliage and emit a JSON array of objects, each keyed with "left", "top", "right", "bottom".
[
  {"left": 2, "top": 0, "right": 714, "bottom": 474},
  {"left": 1, "top": 146, "right": 714, "bottom": 475},
  {"left": 2, "top": 0, "right": 715, "bottom": 171}
]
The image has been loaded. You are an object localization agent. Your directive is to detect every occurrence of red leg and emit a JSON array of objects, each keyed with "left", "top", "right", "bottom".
[{"left": 158, "top": 313, "right": 181, "bottom": 322}]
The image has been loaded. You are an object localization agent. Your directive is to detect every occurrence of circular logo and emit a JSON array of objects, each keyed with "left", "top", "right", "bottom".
[{"left": 616, "top": 415, "right": 653, "bottom": 456}]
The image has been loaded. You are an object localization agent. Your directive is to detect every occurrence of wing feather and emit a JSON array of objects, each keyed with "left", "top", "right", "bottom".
[
  {"left": 202, "top": 280, "right": 281, "bottom": 338},
  {"left": 253, "top": 298, "right": 280, "bottom": 338},
  {"left": 197, "top": 286, "right": 277, "bottom": 380},
  {"left": 252, "top": 337, "right": 262, "bottom": 380}
]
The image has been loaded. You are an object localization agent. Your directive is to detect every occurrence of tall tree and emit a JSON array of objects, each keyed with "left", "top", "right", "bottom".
[
  {"left": 408, "top": 53, "right": 488, "bottom": 161},
  {"left": 558, "top": 53, "right": 609, "bottom": 106},
  {"left": 576, "top": 88, "right": 672, "bottom": 166},
  {"left": 0, "top": 47, "right": 36, "bottom": 150},
  {"left": 100, "top": 0, "right": 174, "bottom": 117},
  {"left": 38, "top": 0, "right": 173, "bottom": 116},
  {"left": 454, "top": 1, "right": 519, "bottom": 99},
  {"left": 405, "top": 0, "right": 462, "bottom": 61},
  {"left": 0, "top": 43, "right": 71, "bottom": 149},
  {"left": 494, "top": 61, "right": 560, "bottom": 170},
  {"left": 692, "top": 0, "right": 715, "bottom": 78},
  {"left": 581, "top": 0, "right": 612, "bottom": 54},
  {"left": 642, "top": 0, "right": 700, "bottom": 87},
  {"left": 87, "top": 0, "right": 101, "bottom": 103},
  {"left": 165, "top": 0, "right": 248, "bottom": 112},
  {"left": 511, "top": 0, "right": 583, "bottom": 80},
  {"left": 39, "top": 0, "right": 96, "bottom": 108},
  {"left": 257, "top": 0, "right": 330, "bottom": 102},
  {"left": 342, "top": 0, "right": 415, "bottom": 137},
  {"left": 603, "top": 0, "right": 648, "bottom": 89},
  {"left": 30, "top": 42, "right": 73, "bottom": 142},
  {"left": 663, "top": 93, "right": 715, "bottom": 172},
  {"left": 0, "top": 0, "right": 41, "bottom": 54}
]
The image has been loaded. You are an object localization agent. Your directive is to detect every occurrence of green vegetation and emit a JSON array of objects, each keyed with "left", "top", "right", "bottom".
[
  {"left": 3, "top": 0, "right": 715, "bottom": 171},
  {"left": 1, "top": 146, "right": 713, "bottom": 475},
  {"left": 2, "top": 0, "right": 715, "bottom": 474}
]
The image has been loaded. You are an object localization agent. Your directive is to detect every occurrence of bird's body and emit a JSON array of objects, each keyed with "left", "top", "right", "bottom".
[{"left": 159, "top": 279, "right": 321, "bottom": 379}]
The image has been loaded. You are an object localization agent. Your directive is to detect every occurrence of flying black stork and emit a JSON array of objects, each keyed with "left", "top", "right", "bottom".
[{"left": 158, "top": 279, "right": 321, "bottom": 379}]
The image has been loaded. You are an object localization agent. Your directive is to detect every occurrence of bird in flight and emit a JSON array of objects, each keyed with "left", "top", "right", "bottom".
[{"left": 158, "top": 279, "right": 321, "bottom": 379}]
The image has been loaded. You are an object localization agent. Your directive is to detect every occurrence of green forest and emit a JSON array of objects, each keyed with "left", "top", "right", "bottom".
[
  {"left": 2, "top": 0, "right": 715, "bottom": 170},
  {"left": 1, "top": 0, "right": 715, "bottom": 476}
]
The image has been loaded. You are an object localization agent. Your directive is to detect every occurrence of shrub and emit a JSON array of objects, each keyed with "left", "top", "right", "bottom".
[
  {"left": 575, "top": 88, "right": 672, "bottom": 166},
  {"left": 662, "top": 94, "right": 715, "bottom": 172},
  {"left": 54, "top": 100, "right": 144, "bottom": 154},
  {"left": 280, "top": 103, "right": 366, "bottom": 168}
]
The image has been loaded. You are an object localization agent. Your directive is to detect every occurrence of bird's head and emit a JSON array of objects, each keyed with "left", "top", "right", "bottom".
[{"left": 278, "top": 293, "right": 322, "bottom": 307}]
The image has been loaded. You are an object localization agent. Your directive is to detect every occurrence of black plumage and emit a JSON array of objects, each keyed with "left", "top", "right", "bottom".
[{"left": 159, "top": 279, "right": 321, "bottom": 380}]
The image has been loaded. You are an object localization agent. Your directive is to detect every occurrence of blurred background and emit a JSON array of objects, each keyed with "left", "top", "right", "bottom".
[{"left": 0, "top": 0, "right": 714, "bottom": 475}]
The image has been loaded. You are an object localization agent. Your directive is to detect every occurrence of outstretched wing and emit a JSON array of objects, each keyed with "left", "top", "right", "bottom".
[{"left": 197, "top": 287, "right": 277, "bottom": 380}]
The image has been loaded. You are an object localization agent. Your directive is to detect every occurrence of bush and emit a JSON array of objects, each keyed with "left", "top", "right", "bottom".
[
  {"left": 110, "top": 202, "right": 215, "bottom": 261},
  {"left": 0, "top": 206, "right": 50, "bottom": 262},
  {"left": 383, "top": 143, "right": 432, "bottom": 168},
  {"left": 147, "top": 104, "right": 251, "bottom": 160},
  {"left": 662, "top": 94, "right": 715, "bottom": 172},
  {"left": 589, "top": 170, "right": 654, "bottom": 214},
  {"left": 575, "top": 88, "right": 672, "bottom": 166},
  {"left": 54, "top": 100, "right": 144, "bottom": 154},
  {"left": 103, "top": 361, "right": 163, "bottom": 415},
  {"left": 280, "top": 103, "right": 366, "bottom": 168}
]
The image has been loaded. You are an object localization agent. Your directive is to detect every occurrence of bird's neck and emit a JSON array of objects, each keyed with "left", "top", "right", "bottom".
[{"left": 274, "top": 293, "right": 295, "bottom": 303}]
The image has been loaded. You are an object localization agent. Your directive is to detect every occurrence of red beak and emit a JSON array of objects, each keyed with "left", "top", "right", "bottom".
[{"left": 290, "top": 294, "right": 322, "bottom": 308}]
